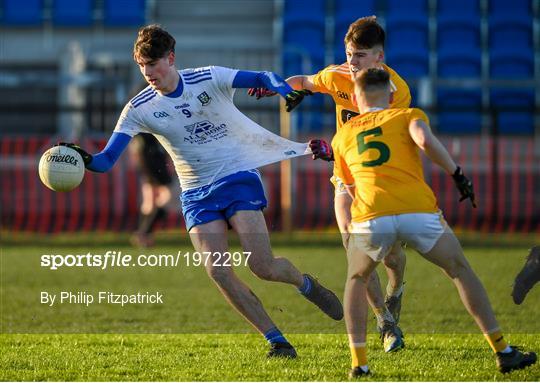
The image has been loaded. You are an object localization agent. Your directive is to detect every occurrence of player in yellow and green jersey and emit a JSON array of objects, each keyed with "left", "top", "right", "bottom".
[{"left": 334, "top": 67, "right": 536, "bottom": 378}]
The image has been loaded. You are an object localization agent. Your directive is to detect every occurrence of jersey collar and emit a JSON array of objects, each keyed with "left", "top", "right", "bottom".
[{"left": 164, "top": 71, "right": 184, "bottom": 98}]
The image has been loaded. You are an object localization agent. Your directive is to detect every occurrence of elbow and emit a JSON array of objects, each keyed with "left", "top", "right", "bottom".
[
  {"left": 417, "top": 134, "right": 434, "bottom": 151},
  {"left": 86, "top": 156, "right": 115, "bottom": 173},
  {"left": 259, "top": 71, "right": 273, "bottom": 84}
]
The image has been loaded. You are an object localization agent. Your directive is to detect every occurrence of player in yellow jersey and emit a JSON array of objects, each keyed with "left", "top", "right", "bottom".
[
  {"left": 249, "top": 16, "right": 408, "bottom": 352},
  {"left": 334, "top": 68, "right": 537, "bottom": 378}
]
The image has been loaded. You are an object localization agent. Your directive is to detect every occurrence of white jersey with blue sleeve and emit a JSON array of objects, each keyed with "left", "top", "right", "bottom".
[{"left": 114, "top": 66, "right": 308, "bottom": 191}]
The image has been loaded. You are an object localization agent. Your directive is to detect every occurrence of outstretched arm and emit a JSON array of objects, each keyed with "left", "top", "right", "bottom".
[
  {"left": 232, "top": 70, "right": 294, "bottom": 97},
  {"left": 88, "top": 132, "right": 132, "bottom": 172},
  {"left": 409, "top": 119, "right": 476, "bottom": 207},
  {"left": 59, "top": 132, "right": 132, "bottom": 173},
  {"left": 286, "top": 75, "right": 317, "bottom": 92},
  {"left": 408, "top": 119, "right": 456, "bottom": 174},
  {"left": 234, "top": 70, "right": 312, "bottom": 111},
  {"left": 246, "top": 74, "right": 318, "bottom": 99}
]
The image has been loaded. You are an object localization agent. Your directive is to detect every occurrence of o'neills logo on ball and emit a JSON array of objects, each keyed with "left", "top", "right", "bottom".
[{"left": 46, "top": 153, "right": 79, "bottom": 166}]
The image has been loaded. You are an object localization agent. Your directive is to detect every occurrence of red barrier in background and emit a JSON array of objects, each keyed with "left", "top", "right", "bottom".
[{"left": 1, "top": 136, "right": 539, "bottom": 233}]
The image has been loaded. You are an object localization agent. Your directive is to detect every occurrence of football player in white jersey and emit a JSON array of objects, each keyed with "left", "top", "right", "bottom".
[{"left": 59, "top": 24, "right": 343, "bottom": 358}]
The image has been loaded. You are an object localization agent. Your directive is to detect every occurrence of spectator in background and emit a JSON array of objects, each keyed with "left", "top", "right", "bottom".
[{"left": 129, "top": 132, "right": 173, "bottom": 247}]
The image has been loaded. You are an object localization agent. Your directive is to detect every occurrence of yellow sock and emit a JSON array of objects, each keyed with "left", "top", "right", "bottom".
[
  {"left": 350, "top": 343, "right": 367, "bottom": 368},
  {"left": 484, "top": 329, "right": 508, "bottom": 353}
]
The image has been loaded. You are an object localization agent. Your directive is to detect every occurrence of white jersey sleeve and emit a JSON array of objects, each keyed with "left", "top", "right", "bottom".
[
  {"left": 113, "top": 103, "right": 149, "bottom": 137},
  {"left": 113, "top": 88, "right": 154, "bottom": 137},
  {"left": 208, "top": 66, "right": 238, "bottom": 101}
]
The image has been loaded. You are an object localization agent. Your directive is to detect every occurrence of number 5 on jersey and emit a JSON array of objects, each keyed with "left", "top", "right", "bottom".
[{"left": 356, "top": 127, "right": 390, "bottom": 167}]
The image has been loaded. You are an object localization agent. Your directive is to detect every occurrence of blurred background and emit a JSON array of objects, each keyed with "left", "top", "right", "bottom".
[{"left": 0, "top": 0, "right": 539, "bottom": 233}]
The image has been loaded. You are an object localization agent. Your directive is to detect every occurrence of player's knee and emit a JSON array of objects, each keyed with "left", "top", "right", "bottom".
[
  {"left": 206, "top": 264, "right": 233, "bottom": 284},
  {"left": 383, "top": 253, "right": 400, "bottom": 270},
  {"left": 367, "top": 270, "right": 379, "bottom": 284},
  {"left": 442, "top": 257, "right": 470, "bottom": 279},
  {"left": 249, "top": 261, "right": 276, "bottom": 281},
  {"left": 348, "top": 269, "right": 371, "bottom": 284},
  {"left": 384, "top": 245, "right": 404, "bottom": 269},
  {"left": 141, "top": 203, "right": 154, "bottom": 214}
]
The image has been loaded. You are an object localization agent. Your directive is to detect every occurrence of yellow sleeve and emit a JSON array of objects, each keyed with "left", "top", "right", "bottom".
[
  {"left": 331, "top": 135, "right": 354, "bottom": 187},
  {"left": 409, "top": 108, "right": 430, "bottom": 125},
  {"left": 384, "top": 64, "right": 412, "bottom": 108},
  {"left": 311, "top": 66, "right": 335, "bottom": 94},
  {"left": 391, "top": 83, "right": 412, "bottom": 108}
]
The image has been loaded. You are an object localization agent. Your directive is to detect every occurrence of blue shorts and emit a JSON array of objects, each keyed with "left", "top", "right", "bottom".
[{"left": 180, "top": 170, "right": 268, "bottom": 231}]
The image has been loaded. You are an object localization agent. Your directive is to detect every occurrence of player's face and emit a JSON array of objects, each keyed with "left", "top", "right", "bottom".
[
  {"left": 135, "top": 51, "right": 175, "bottom": 91},
  {"left": 346, "top": 43, "right": 384, "bottom": 80}
]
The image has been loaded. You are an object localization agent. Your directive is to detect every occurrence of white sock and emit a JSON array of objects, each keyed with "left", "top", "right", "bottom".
[
  {"left": 386, "top": 283, "right": 404, "bottom": 298},
  {"left": 500, "top": 345, "right": 512, "bottom": 354}
]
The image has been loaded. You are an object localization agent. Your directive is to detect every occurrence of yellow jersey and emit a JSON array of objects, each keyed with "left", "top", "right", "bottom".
[
  {"left": 312, "top": 63, "right": 411, "bottom": 130},
  {"left": 332, "top": 108, "right": 439, "bottom": 223}
]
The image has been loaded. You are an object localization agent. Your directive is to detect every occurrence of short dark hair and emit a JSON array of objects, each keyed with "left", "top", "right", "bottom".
[
  {"left": 133, "top": 24, "right": 176, "bottom": 61},
  {"left": 355, "top": 68, "right": 390, "bottom": 92},
  {"left": 344, "top": 16, "right": 385, "bottom": 49}
]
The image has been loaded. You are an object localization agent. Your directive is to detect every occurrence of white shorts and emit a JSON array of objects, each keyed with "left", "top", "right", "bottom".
[{"left": 348, "top": 212, "right": 446, "bottom": 262}]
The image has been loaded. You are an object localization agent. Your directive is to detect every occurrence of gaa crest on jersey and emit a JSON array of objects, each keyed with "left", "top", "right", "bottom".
[{"left": 197, "top": 91, "right": 212, "bottom": 106}]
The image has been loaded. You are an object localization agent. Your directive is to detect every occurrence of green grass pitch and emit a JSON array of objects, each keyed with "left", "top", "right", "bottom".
[{"left": 1, "top": 233, "right": 539, "bottom": 381}]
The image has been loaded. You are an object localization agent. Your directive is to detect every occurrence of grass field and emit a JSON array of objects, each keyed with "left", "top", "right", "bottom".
[{"left": 1, "top": 232, "right": 539, "bottom": 381}]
